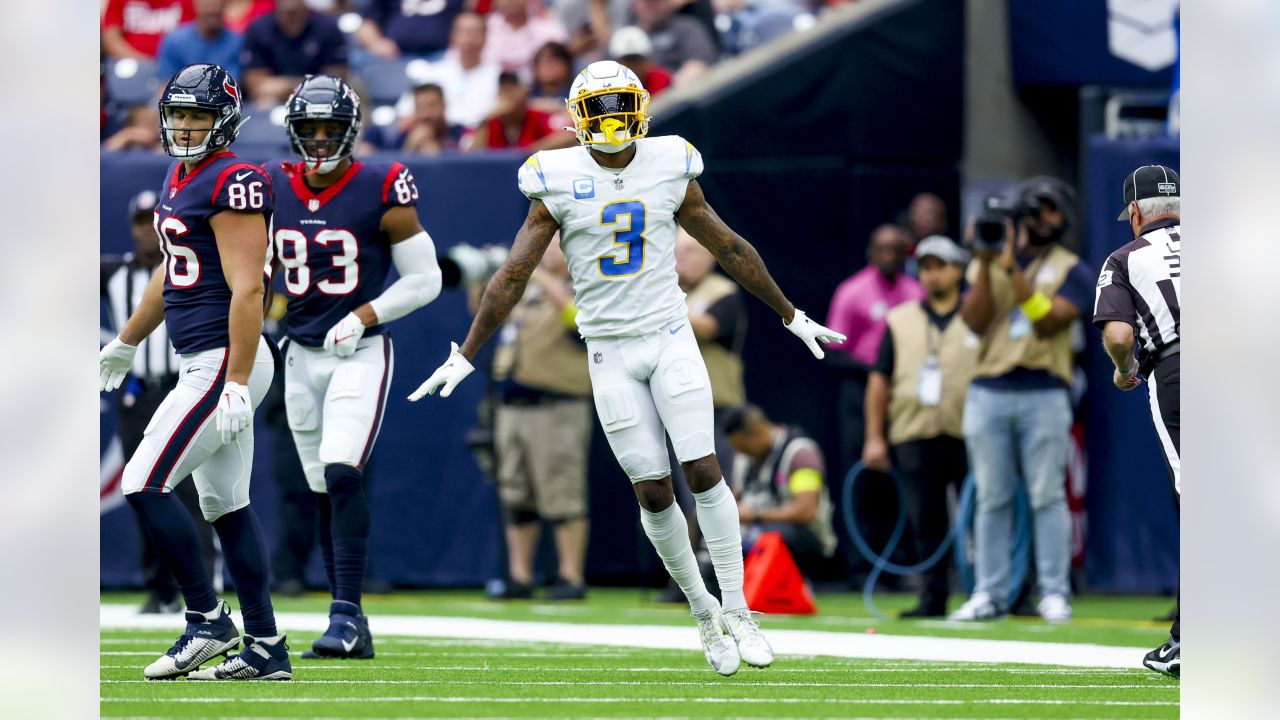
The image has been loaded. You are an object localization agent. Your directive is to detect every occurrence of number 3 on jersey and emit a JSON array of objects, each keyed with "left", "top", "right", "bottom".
[{"left": 598, "top": 200, "right": 646, "bottom": 277}]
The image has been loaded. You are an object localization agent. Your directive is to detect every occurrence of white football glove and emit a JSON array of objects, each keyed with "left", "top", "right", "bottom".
[
  {"left": 215, "top": 381, "right": 253, "bottom": 444},
  {"left": 323, "top": 312, "right": 366, "bottom": 358},
  {"left": 784, "top": 309, "right": 847, "bottom": 360},
  {"left": 408, "top": 342, "right": 475, "bottom": 400},
  {"left": 99, "top": 337, "right": 138, "bottom": 392}
]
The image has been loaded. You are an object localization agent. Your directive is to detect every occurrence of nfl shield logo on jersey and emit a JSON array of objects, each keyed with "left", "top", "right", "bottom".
[
  {"left": 614, "top": 179, "right": 624, "bottom": 191},
  {"left": 169, "top": 187, "right": 176, "bottom": 199},
  {"left": 308, "top": 198, "right": 320, "bottom": 212}
]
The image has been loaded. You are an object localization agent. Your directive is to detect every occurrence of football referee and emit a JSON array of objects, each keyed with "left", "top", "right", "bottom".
[{"left": 1092, "top": 165, "right": 1181, "bottom": 678}]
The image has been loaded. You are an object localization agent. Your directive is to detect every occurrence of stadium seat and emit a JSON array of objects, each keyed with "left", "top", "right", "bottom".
[
  {"left": 106, "top": 58, "right": 160, "bottom": 107},
  {"left": 357, "top": 58, "right": 414, "bottom": 106},
  {"left": 234, "top": 106, "right": 291, "bottom": 156},
  {"left": 741, "top": 10, "right": 804, "bottom": 51}
]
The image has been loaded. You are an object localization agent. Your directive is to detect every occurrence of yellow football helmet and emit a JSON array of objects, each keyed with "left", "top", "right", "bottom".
[{"left": 566, "top": 60, "right": 651, "bottom": 152}]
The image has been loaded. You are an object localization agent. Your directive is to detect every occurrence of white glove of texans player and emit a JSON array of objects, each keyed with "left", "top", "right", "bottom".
[
  {"left": 99, "top": 337, "right": 138, "bottom": 392},
  {"left": 785, "top": 309, "right": 847, "bottom": 360},
  {"left": 216, "top": 381, "right": 253, "bottom": 444},
  {"left": 408, "top": 342, "right": 474, "bottom": 400},
  {"left": 324, "top": 312, "right": 366, "bottom": 358}
]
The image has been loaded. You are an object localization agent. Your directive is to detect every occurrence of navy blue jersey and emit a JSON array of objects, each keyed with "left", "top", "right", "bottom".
[
  {"left": 266, "top": 159, "right": 419, "bottom": 347},
  {"left": 156, "top": 151, "right": 273, "bottom": 354}
]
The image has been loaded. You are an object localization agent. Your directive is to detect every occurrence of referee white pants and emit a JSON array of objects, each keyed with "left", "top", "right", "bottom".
[
  {"left": 283, "top": 335, "right": 394, "bottom": 492},
  {"left": 120, "top": 336, "right": 274, "bottom": 522},
  {"left": 585, "top": 319, "right": 716, "bottom": 483}
]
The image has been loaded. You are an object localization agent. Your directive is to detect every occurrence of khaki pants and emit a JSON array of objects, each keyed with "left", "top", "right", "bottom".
[{"left": 495, "top": 399, "right": 592, "bottom": 520}]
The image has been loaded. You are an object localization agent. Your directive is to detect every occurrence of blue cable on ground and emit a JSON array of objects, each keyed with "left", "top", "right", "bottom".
[{"left": 841, "top": 462, "right": 1031, "bottom": 620}]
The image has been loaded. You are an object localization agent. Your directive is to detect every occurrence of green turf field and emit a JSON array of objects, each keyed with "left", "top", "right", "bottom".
[{"left": 100, "top": 590, "right": 1179, "bottom": 719}]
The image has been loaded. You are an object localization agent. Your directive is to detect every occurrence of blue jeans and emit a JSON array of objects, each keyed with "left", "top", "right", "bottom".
[{"left": 963, "top": 383, "right": 1073, "bottom": 601}]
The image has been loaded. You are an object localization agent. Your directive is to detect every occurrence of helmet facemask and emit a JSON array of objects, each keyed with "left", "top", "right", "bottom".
[
  {"left": 567, "top": 86, "right": 650, "bottom": 152},
  {"left": 159, "top": 103, "right": 242, "bottom": 161},
  {"left": 288, "top": 116, "right": 360, "bottom": 175}
]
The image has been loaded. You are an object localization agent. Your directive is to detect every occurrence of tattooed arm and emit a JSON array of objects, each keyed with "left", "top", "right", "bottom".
[
  {"left": 676, "top": 179, "right": 796, "bottom": 323},
  {"left": 457, "top": 199, "right": 560, "bottom": 361}
]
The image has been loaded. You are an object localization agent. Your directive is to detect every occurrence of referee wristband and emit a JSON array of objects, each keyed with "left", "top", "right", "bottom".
[{"left": 1020, "top": 292, "right": 1053, "bottom": 322}]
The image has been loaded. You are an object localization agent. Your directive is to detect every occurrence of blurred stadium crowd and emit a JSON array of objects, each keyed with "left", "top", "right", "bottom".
[{"left": 102, "top": 0, "right": 844, "bottom": 155}]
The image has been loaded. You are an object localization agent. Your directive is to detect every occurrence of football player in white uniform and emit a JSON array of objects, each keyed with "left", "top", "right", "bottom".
[{"left": 409, "top": 61, "right": 844, "bottom": 676}]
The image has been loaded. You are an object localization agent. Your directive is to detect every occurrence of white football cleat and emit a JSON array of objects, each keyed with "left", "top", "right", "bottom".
[
  {"left": 722, "top": 608, "right": 774, "bottom": 668},
  {"left": 692, "top": 607, "right": 740, "bottom": 676},
  {"left": 1037, "top": 593, "right": 1073, "bottom": 623},
  {"left": 143, "top": 600, "right": 241, "bottom": 680},
  {"left": 947, "top": 591, "right": 1004, "bottom": 622}
]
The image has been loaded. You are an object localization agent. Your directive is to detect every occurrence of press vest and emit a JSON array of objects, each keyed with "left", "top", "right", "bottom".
[
  {"left": 684, "top": 273, "right": 746, "bottom": 408},
  {"left": 969, "top": 244, "right": 1079, "bottom": 386},
  {"left": 492, "top": 283, "right": 592, "bottom": 397},
  {"left": 732, "top": 428, "right": 838, "bottom": 558},
  {"left": 884, "top": 302, "right": 977, "bottom": 444}
]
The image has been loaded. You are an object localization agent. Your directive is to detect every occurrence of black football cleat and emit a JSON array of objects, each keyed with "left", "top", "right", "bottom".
[
  {"left": 301, "top": 601, "right": 375, "bottom": 659},
  {"left": 1143, "top": 637, "right": 1180, "bottom": 678}
]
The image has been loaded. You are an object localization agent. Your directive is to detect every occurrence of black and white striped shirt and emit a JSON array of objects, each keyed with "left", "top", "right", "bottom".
[
  {"left": 101, "top": 253, "right": 179, "bottom": 381},
  {"left": 1092, "top": 219, "right": 1181, "bottom": 368}
]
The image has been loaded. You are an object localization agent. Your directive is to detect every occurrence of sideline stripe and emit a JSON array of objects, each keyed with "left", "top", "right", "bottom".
[{"left": 100, "top": 605, "right": 1152, "bottom": 669}]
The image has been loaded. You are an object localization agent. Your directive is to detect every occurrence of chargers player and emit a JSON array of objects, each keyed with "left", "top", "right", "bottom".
[
  {"left": 409, "top": 61, "right": 845, "bottom": 676},
  {"left": 98, "top": 64, "right": 291, "bottom": 681},
  {"left": 267, "top": 75, "right": 443, "bottom": 659}
]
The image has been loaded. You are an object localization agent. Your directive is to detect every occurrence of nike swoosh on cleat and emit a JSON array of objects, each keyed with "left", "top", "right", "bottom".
[
  {"left": 669, "top": 325, "right": 684, "bottom": 335},
  {"left": 341, "top": 637, "right": 358, "bottom": 653},
  {"left": 235, "top": 171, "right": 253, "bottom": 181}
]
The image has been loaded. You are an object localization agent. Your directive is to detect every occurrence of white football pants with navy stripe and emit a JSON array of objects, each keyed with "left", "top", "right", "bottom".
[
  {"left": 120, "top": 336, "right": 274, "bottom": 522},
  {"left": 586, "top": 319, "right": 716, "bottom": 482},
  {"left": 283, "top": 335, "right": 393, "bottom": 492}
]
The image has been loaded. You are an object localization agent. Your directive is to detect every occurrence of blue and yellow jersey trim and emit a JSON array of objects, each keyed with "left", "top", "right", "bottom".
[{"left": 524, "top": 154, "right": 549, "bottom": 194}]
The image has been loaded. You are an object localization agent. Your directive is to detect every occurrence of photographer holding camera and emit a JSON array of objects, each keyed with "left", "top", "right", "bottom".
[{"left": 951, "top": 178, "right": 1096, "bottom": 623}]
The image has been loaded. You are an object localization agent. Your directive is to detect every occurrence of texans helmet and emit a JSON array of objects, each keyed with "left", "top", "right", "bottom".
[
  {"left": 157, "top": 63, "right": 245, "bottom": 161},
  {"left": 285, "top": 75, "right": 362, "bottom": 174}
]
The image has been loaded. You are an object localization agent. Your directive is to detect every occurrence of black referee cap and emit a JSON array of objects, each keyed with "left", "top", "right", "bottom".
[
  {"left": 1118, "top": 165, "right": 1179, "bottom": 221},
  {"left": 128, "top": 189, "right": 159, "bottom": 219}
]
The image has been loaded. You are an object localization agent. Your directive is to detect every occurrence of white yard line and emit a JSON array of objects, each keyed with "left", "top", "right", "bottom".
[
  {"left": 98, "top": 679, "right": 1174, "bottom": 689},
  {"left": 100, "top": 663, "right": 1154, "bottom": 675},
  {"left": 100, "top": 696, "right": 1177, "bottom": 706},
  {"left": 100, "top": 605, "right": 1150, "bottom": 669}
]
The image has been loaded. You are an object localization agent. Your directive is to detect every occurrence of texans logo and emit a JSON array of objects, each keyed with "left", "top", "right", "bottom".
[{"left": 222, "top": 79, "right": 239, "bottom": 101}]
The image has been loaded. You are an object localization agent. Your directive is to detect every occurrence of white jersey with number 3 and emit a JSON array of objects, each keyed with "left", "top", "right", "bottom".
[{"left": 517, "top": 135, "right": 704, "bottom": 339}]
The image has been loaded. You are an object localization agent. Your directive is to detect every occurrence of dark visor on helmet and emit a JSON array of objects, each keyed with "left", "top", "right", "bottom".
[{"left": 579, "top": 92, "right": 637, "bottom": 117}]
